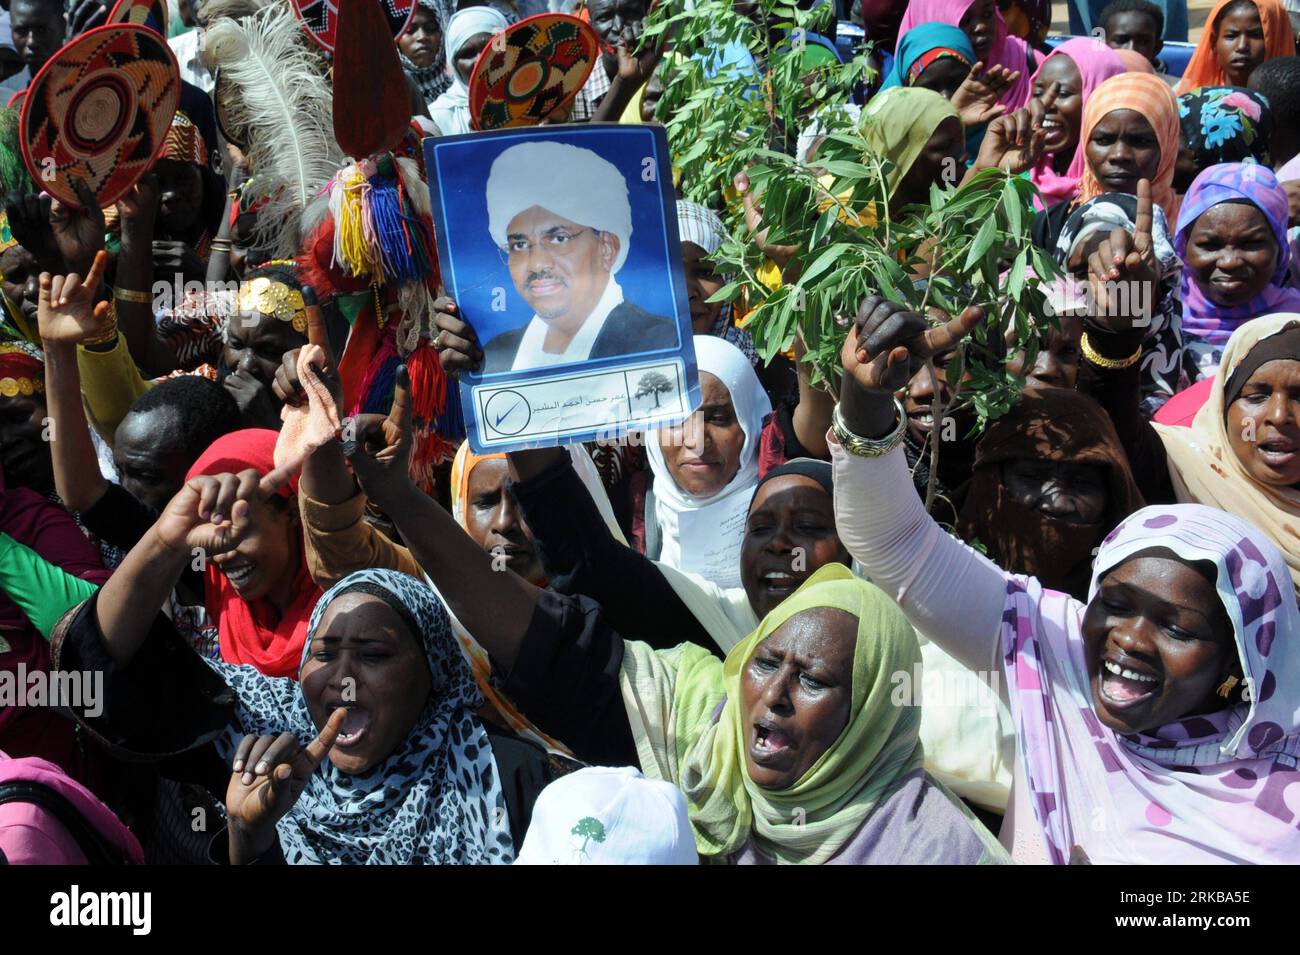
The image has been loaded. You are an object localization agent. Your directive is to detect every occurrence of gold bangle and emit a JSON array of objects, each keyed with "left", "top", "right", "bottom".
[
  {"left": 1081, "top": 331, "right": 1142, "bottom": 370},
  {"left": 113, "top": 287, "right": 152, "bottom": 305},
  {"left": 82, "top": 301, "right": 120, "bottom": 347}
]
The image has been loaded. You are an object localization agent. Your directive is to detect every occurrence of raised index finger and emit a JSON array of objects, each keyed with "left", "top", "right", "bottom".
[
  {"left": 302, "top": 707, "right": 348, "bottom": 768},
  {"left": 1133, "top": 179, "right": 1153, "bottom": 254},
  {"left": 301, "top": 286, "right": 335, "bottom": 365},
  {"left": 387, "top": 364, "right": 412, "bottom": 432},
  {"left": 83, "top": 249, "right": 109, "bottom": 293}
]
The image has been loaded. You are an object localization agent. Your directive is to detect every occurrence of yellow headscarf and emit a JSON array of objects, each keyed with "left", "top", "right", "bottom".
[
  {"left": 1155, "top": 313, "right": 1300, "bottom": 595},
  {"left": 622, "top": 563, "right": 932, "bottom": 863}
]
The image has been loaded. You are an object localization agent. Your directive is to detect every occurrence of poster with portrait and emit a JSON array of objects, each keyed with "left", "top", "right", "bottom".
[{"left": 423, "top": 123, "right": 699, "bottom": 453}]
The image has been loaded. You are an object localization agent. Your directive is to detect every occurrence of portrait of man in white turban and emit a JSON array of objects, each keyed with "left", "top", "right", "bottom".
[{"left": 482, "top": 140, "right": 679, "bottom": 372}]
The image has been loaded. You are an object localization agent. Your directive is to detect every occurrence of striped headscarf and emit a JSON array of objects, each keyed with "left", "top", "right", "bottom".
[{"left": 1075, "top": 72, "right": 1182, "bottom": 223}]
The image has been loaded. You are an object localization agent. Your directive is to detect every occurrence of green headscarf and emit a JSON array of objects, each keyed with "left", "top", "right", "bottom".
[
  {"left": 859, "top": 86, "right": 960, "bottom": 199},
  {"left": 620, "top": 563, "right": 927, "bottom": 864}
]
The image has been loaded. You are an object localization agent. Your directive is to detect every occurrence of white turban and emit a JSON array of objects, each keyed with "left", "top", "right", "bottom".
[{"left": 486, "top": 141, "right": 633, "bottom": 274}]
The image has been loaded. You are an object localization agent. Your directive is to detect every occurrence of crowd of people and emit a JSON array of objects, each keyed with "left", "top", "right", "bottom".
[{"left": 2, "top": 0, "right": 1300, "bottom": 866}]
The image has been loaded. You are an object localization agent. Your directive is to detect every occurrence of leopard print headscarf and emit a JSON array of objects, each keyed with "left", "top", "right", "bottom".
[{"left": 211, "top": 568, "right": 515, "bottom": 864}]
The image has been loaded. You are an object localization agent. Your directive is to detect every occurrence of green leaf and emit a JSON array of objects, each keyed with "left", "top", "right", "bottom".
[
  {"left": 1001, "top": 179, "right": 1022, "bottom": 236},
  {"left": 963, "top": 216, "right": 997, "bottom": 272}
]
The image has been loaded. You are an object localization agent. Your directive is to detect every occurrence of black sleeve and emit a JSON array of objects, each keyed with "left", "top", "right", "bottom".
[
  {"left": 1032, "top": 201, "right": 1070, "bottom": 251},
  {"left": 78, "top": 483, "right": 157, "bottom": 553},
  {"left": 500, "top": 589, "right": 639, "bottom": 769},
  {"left": 486, "top": 731, "right": 584, "bottom": 853},
  {"left": 1077, "top": 324, "right": 1176, "bottom": 504},
  {"left": 78, "top": 485, "right": 205, "bottom": 595},
  {"left": 511, "top": 451, "right": 715, "bottom": 652},
  {"left": 50, "top": 591, "right": 237, "bottom": 776}
]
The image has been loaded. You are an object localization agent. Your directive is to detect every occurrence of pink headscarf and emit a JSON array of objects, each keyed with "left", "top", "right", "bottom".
[
  {"left": 1027, "top": 38, "right": 1127, "bottom": 208},
  {"left": 896, "top": 0, "right": 1032, "bottom": 108}
]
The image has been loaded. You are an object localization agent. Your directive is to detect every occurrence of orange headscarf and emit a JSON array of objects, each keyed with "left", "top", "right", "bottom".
[
  {"left": 1112, "top": 48, "right": 1156, "bottom": 74},
  {"left": 1175, "top": 0, "right": 1295, "bottom": 95},
  {"left": 1075, "top": 73, "right": 1182, "bottom": 223}
]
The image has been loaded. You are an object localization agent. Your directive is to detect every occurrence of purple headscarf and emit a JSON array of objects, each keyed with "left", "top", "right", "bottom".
[
  {"left": 1175, "top": 162, "right": 1300, "bottom": 347},
  {"left": 1001, "top": 502, "right": 1300, "bottom": 864}
]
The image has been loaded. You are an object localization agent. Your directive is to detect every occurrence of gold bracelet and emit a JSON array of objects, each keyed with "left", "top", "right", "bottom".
[
  {"left": 113, "top": 286, "right": 152, "bottom": 305},
  {"left": 1081, "top": 331, "right": 1142, "bottom": 370},
  {"left": 82, "top": 301, "right": 119, "bottom": 347}
]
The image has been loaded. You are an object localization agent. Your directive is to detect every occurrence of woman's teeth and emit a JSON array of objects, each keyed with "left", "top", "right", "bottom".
[
  {"left": 223, "top": 563, "right": 255, "bottom": 587},
  {"left": 1103, "top": 659, "right": 1157, "bottom": 684},
  {"left": 1100, "top": 659, "right": 1159, "bottom": 706}
]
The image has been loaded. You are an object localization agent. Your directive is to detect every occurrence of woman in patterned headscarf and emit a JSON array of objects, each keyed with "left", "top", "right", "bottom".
[
  {"left": 834, "top": 334, "right": 1300, "bottom": 860},
  {"left": 54, "top": 523, "right": 570, "bottom": 862},
  {"left": 676, "top": 200, "right": 758, "bottom": 365},
  {"left": 1175, "top": 87, "right": 1273, "bottom": 193}
]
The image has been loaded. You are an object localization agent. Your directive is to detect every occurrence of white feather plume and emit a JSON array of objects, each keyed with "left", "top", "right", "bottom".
[{"left": 204, "top": 5, "right": 343, "bottom": 258}]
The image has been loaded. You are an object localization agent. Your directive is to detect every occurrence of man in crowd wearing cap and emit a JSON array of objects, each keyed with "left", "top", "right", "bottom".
[{"left": 482, "top": 139, "right": 678, "bottom": 373}]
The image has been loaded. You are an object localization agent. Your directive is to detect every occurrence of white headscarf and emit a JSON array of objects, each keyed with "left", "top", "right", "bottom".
[
  {"left": 429, "top": 6, "right": 510, "bottom": 135},
  {"left": 645, "top": 335, "right": 771, "bottom": 589},
  {"left": 486, "top": 141, "right": 633, "bottom": 273}
]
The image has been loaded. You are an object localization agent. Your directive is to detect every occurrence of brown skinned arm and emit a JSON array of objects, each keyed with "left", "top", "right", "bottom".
[
  {"left": 93, "top": 529, "right": 189, "bottom": 667},
  {"left": 117, "top": 208, "right": 181, "bottom": 376},
  {"left": 373, "top": 479, "right": 540, "bottom": 671},
  {"left": 790, "top": 334, "right": 832, "bottom": 458},
  {"left": 43, "top": 342, "right": 110, "bottom": 512}
]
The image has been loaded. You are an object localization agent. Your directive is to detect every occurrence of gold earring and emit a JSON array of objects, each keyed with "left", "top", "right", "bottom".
[{"left": 1217, "top": 675, "right": 1240, "bottom": 699}]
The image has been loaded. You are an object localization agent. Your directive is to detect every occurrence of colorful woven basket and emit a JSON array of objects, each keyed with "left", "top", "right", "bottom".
[
  {"left": 468, "top": 13, "right": 600, "bottom": 131},
  {"left": 20, "top": 24, "right": 181, "bottom": 209}
]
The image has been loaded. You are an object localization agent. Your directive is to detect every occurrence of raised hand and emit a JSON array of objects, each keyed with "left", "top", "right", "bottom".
[
  {"left": 49, "top": 181, "right": 106, "bottom": 277},
  {"left": 614, "top": 2, "right": 667, "bottom": 86},
  {"left": 152, "top": 240, "right": 205, "bottom": 282},
  {"left": 1085, "top": 178, "right": 1157, "bottom": 333},
  {"left": 151, "top": 468, "right": 286, "bottom": 557},
  {"left": 67, "top": 0, "right": 109, "bottom": 36},
  {"left": 430, "top": 294, "right": 483, "bottom": 376},
  {"left": 840, "top": 295, "right": 984, "bottom": 396},
  {"left": 343, "top": 365, "right": 414, "bottom": 508},
  {"left": 224, "top": 366, "right": 283, "bottom": 430},
  {"left": 225, "top": 708, "right": 347, "bottom": 864},
  {"left": 272, "top": 288, "right": 342, "bottom": 407},
  {"left": 975, "top": 83, "right": 1053, "bottom": 176},
  {"left": 950, "top": 61, "right": 1017, "bottom": 128},
  {"left": 116, "top": 174, "right": 160, "bottom": 230},
  {"left": 734, "top": 170, "right": 798, "bottom": 270},
  {"left": 36, "top": 250, "right": 111, "bottom": 347}
]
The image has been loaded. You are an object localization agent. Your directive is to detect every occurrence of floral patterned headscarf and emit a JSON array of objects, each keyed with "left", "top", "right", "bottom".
[{"left": 1177, "top": 87, "right": 1273, "bottom": 171}]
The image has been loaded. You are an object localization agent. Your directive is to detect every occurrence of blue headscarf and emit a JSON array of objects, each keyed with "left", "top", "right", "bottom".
[{"left": 880, "top": 23, "right": 974, "bottom": 91}]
